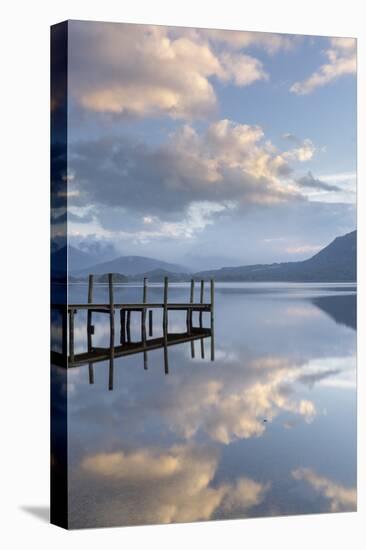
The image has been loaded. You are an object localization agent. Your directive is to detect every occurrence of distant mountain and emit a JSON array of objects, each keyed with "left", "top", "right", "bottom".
[
  {"left": 65, "top": 231, "right": 356, "bottom": 283},
  {"left": 74, "top": 255, "right": 190, "bottom": 277},
  {"left": 196, "top": 231, "right": 356, "bottom": 282},
  {"left": 130, "top": 268, "right": 189, "bottom": 282}
]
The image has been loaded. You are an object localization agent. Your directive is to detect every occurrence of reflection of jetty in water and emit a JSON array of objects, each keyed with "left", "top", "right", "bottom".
[{"left": 52, "top": 275, "right": 215, "bottom": 389}]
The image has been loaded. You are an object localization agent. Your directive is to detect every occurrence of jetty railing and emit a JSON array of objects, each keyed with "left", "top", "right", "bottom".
[{"left": 51, "top": 275, "right": 215, "bottom": 389}]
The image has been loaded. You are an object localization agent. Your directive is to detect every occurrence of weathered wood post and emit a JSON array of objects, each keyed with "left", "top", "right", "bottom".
[
  {"left": 164, "top": 339, "right": 169, "bottom": 375},
  {"left": 200, "top": 280, "right": 205, "bottom": 358},
  {"left": 87, "top": 274, "right": 93, "bottom": 303},
  {"left": 126, "top": 310, "right": 131, "bottom": 342},
  {"left": 87, "top": 274, "right": 94, "bottom": 352},
  {"left": 143, "top": 345, "right": 148, "bottom": 370},
  {"left": 189, "top": 279, "right": 196, "bottom": 357},
  {"left": 187, "top": 279, "right": 194, "bottom": 333},
  {"left": 108, "top": 273, "right": 115, "bottom": 348},
  {"left": 163, "top": 277, "right": 169, "bottom": 374},
  {"left": 142, "top": 278, "right": 147, "bottom": 333},
  {"left": 120, "top": 309, "right": 126, "bottom": 344},
  {"left": 142, "top": 277, "right": 148, "bottom": 370},
  {"left": 149, "top": 310, "right": 153, "bottom": 337},
  {"left": 191, "top": 339, "right": 195, "bottom": 359},
  {"left": 108, "top": 273, "right": 115, "bottom": 391},
  {"left": 88, "top": 364, "right": 94, "bottom": 385},
  {"left": 108, "top": 354, "right": 114, "bottom": 391},
  {"left": 210, "top": 278, "right": 215, "bottom": 361},
  {"left": 201, "top": 338, "right": 205, "bottom": 359},
  {"left": 163, "top": 276, "right": 168, "bottom": 334},
  {"left": 199, "top": 280, "right": 204, "bottom": 326}
]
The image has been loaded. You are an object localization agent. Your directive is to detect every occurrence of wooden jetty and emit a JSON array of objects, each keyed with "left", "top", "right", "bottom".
[
  {"left": 54, "top": 328, "right": 212, "bottom": 368},
  {"left": 52, "top": 275, "right": 215, "bottom": 389}
]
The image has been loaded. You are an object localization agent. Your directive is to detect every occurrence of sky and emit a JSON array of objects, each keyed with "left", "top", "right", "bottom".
[{"left": 64, "top": 21, "right": 356, "bottom": 270}]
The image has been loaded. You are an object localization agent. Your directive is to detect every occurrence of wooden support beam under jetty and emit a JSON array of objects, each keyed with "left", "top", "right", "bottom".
[{"left": 53, "top": 328, "right": 213, "bottom": 369}]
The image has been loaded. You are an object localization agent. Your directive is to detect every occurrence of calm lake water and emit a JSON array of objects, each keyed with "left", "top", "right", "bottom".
[{"left": 59, "top": 282, "right": 357, "bottom": 528}]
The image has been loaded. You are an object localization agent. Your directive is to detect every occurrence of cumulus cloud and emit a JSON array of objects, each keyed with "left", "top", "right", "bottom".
[
  {"left": 69, "top": 119, "right": 307, "bottom": 232},
  {"left": 296, "top": 171, "right": 341, "bottom": 192},
  {"left": 282, "top": 134, "right": 316, "bottom": 162},
  {"left": 219, "top": 52, "right": 268, "bottom": 85},
  {"left": 292, "top": 468, "right": 356, "bottom": 512},
  {"left": 180, "top": 355, "right": 317, "bottom": 444},
  {"left": 69, "top": 347, "right": 317, "bottom": 445},
  {"left": 82, "top": 447, "right": 187, "bottom": 482},
  {"left": 290, "top": 37, "right": 356, "bottom": 95},
  {"left": 68, "top": 21, "right": 273, "bottom": 119},
  {"left": 285, "top": 139, "right": 315, "bottom": 162},
  {"left": 72, "top": 443, "right": 269, "bottom": 527}
]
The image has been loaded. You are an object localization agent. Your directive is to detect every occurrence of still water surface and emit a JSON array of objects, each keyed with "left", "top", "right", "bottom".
[{"left": 63, "top": 282, "right": 356, "bottom": 528}]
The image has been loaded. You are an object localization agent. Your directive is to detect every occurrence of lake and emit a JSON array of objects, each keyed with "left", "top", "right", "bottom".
[{"left": 57, "top": 282, "right": 357, "bottom": 528}]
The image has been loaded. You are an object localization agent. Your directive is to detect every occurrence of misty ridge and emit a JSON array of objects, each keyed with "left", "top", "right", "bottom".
[{"left": 52, "top": 230, "right": 356, "bottom": 283}]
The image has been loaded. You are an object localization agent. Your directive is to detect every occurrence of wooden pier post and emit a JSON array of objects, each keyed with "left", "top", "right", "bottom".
[
  {"left": 210, "top": 279, "right": 215, "bottom": 361},
  {"left": 189, "top": 279, "right": 196, "bottom": 356},
  {"left": 164, "top": 339, "right": 169, "bottom": 374},
  {"left": 87, "top": 274, "right": 94, "bottom": 352},
  {"left": 199, "top": 280, "right": 204, "bottom": 326},
  {"left": 108, "top": 273, "right": 115, "bottom": 348},
  {"left": 149, "top": 310, "right": 153, "bottom": 337},
  {"left": 163, "top": 277, "right": 168, "bottom": 334},
  {"left": 187, "top": 279, "right": 194, "bottom": 333},
  {"left": 108, "top": 273, "right": 114, "bottom": 308},
  {"left": 191, "top": 339, "right": 195, "bottom": 359},
  {"left": 142, "top": 278, "right": 148, "bottom": 370},
  {"left": 87, "top": 274, "right": 93, "bottom": 303},
  {"left": 142, "top": 276, "right": 147, "bottom": 336},
  {"left": 88, "top": 364, "right": 94, "bottom": 385},
  {"left": 143, "top": 339, "right": 148, "bottom": 370},
  {"left": 108, "top": 354, "right": 114, "bottom": 391},
  {"left": 163, "top": 277, "right": 169, "bottom": 374},
  {"left": 200, "top": 280, "right": 205, "bottom": 358},
  {"left": 108, "top": 292, "right": 115, "bottom": 389},
  {"left": 108, "top": 273, "right": 115, "bottom": 391},
  {"left": 120, "top": 309, "right": 126, "bottom": 344},
  {"left": 126, "top": 310, "right": 131, "bottom": 342}
]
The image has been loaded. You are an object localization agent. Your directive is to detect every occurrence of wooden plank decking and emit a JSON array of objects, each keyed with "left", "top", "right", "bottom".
[
  {"left": 67, "top": 302, "right": 211, "bottom": 312},
  {"left": 52, "top": 327, "right": 211, "bottom": 368}
]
